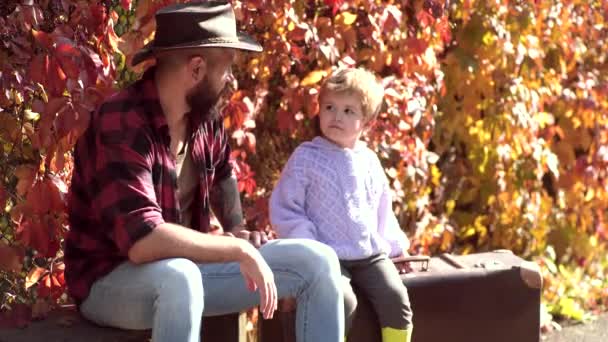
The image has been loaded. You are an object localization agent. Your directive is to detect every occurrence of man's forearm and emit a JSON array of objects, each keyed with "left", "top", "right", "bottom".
[
  {"left": 128, "top": 222, "right": 250, "bottom": 264},
  {"left": 209, "top": 176, "right": 244, "bottom": 232}
]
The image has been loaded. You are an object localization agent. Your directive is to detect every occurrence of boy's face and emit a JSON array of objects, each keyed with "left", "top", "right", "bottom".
[{"left": 319, "top": 90, "right": 369, "bottom": 149}]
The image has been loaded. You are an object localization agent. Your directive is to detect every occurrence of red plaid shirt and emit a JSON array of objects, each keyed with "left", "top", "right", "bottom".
[{"left": 65, "top": 68, "right": 232, "bottom": 303}]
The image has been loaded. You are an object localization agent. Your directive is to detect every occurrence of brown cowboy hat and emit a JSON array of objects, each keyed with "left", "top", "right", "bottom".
[{"left": 131, "top": 1, "right": 262, "bottom": 66}]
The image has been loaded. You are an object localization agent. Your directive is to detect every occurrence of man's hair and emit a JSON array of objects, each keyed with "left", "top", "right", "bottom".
[{"left": 319, "top": 67, "right": 384, "bottom": 120}]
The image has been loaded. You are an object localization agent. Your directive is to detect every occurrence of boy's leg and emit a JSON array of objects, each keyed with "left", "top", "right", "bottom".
[
  {"left": 349, "top": 255, "right": 413, "bottom": 342},
  {"left": 199, "top": 239, "right": 344, "bottom": 342},
  {"left": 80, "top": 258, "right": 204, "bottom": 342},
  {"left": 340, "top": 265, "right": 358, "bottom": 335}
]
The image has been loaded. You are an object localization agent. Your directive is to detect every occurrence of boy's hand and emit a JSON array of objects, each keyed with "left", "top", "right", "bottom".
[{"left": 392, "top": 251, "right": 414, "bottom": 274}]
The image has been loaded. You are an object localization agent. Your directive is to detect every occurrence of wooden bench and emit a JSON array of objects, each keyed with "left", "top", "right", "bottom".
[{"left": 0, "top": 307, "right": 253, "bottom": 342}]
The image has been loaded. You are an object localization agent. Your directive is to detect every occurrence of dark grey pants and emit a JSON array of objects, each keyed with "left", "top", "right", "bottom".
[{"left": 341, "top": 254, "right": 413, "bottom": 332}]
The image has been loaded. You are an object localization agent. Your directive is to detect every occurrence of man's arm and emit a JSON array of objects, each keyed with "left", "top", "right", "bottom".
[
  {"left": 209, "top": 175, "right": 244, "bottom": 232},
  {"left": 128, "top": 222, "right": 247, "bottom": 264}
]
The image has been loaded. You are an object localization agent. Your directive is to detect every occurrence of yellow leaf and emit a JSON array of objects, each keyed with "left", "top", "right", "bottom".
[
  {"left": 446, "top": 199, "right": 456, "bottom": 215},
  {"left": 24, "top": 109, "right": 40, "bottom": 121},
  {"left": 336, "top": 12, "right": 357, "bottom": 26},
  {"left": 300, "top": 70, "right": 327, "bottom": 87}
]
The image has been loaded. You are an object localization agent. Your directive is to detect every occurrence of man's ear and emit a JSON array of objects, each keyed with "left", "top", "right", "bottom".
[{"left": 188, "top": 55, "right": 207, "bottom": 82}]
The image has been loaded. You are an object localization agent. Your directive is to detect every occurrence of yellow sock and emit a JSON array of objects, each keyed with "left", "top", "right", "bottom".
[{"left": 381, "top": 326, "right": 413, "bottom": 342}]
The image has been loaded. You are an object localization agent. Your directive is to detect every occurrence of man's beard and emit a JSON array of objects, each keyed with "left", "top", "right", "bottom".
[{"left": 185, "top": 76, "right": 224, "bottom": 122}]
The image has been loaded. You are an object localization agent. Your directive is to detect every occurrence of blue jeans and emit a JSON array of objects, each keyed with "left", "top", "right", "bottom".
[{"left": 80, "top": 239, "right": 344, "bottom": 342}]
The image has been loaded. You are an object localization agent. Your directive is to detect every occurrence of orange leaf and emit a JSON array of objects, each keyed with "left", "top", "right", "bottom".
[{"left": 25, "top": 267, "right": 47, "bottom": 289}]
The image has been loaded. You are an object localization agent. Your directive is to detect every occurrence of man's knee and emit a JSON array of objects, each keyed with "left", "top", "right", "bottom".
[
  {"left": 284, "top": 239, "right": 340, "bottom": 273},
  {"left": 159, "top": 258, "right": 204, "bottom": 300}
]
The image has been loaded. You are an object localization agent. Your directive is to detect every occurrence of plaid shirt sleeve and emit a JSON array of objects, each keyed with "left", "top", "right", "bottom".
[
  {"left": 212, "top": 119, "right": 233, "bottom": 183},
  {"left": 92, "top": 111, "right": 166, "bottom": 255}
]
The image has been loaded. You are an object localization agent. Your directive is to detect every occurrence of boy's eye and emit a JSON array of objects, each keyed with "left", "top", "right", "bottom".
[
  {"left": 324, "top": 104, "right": 334, "bottom": 111},
  {"left": 345, "top": 108, "right": 358, "bottom": 116}
]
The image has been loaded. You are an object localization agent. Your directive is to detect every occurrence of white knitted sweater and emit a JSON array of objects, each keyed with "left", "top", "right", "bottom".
[{"left": 269, "top": 137, "right": 409, "bottom": 260}]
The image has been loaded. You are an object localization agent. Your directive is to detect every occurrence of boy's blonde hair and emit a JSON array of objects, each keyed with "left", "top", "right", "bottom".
[{"left": 319, "top": 67, "right": 384, "bottom": 120}]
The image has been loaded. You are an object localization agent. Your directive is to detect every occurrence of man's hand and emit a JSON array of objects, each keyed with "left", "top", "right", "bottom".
[
  {"left": 226, "top": 227, "right": 269, "bottom": 249},
  {"left": 237, "top": 240, "right": 277, "bottom": 319}
]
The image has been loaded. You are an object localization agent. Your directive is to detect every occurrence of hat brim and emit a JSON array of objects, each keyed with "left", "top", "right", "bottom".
[{"left": 131, "top": 32, "right": 263, "bottom": 67}]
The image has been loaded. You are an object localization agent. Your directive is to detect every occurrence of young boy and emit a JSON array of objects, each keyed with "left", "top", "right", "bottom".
[{"left": 269, "top": 68, "right": 413, "bottom": 342}]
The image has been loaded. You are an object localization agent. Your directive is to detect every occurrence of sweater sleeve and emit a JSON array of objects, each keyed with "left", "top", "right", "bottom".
[
  {"left": 375, "top": 156, "right": 410, "bottom": 257},
  {"left": 269, "top": 149, "right": 317, "bottom": 240}
]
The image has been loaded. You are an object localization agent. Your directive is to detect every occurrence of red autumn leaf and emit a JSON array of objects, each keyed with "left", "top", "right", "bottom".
[
  {"left": 15, "top": 165, "right": 37, "bottom": 197},
  {"left": 55, "top": 42, "right": 82, "bottom": 79},
  {"left": 287, "top": 22, "right": 310, "bottom": 42},
  {"left": 324, "top": 0, "right": 344, "bottom": 16},
  {"left": 423, "top": 0, "right": 444, "bottom": 19},
  {"left": 436, "top": 17, "right": 451, "bottom": 43},
  {"left": 28, "top": 54, "right": 49, "bottom": 85},
  {"left": 56, "top": 55, "right": 80, "bottom": 79},
  {"left": 87, "top": 4, "right": 108, "bottom": 36},
  {"left": 276, "top": 108, "right": 298, "bottom": 132},
  {"left": 291, "top": 45, "right": 305, "bottom": 60},
  {"left": 0, "top": 242, "right": 23, "bottom": 272},
  {"left": 120, "top": 0, "right": 132, "bottom": 11},
  {"left": 237, "top": 174, "right": 256, "bottom": 196},
  {"left": 16, "top": 216, "right": 59, "bottom": 257},
  {"left": 31, "top": 29, "right": 53, "bottom": 50},
  {"left": 48, "top": 57, "right": 68, "bottom": 96},
  {"left": 416, "top": 9, "right": 435, "bottom": 28},
  {"left": 227, "top": 102, "right": 249, "bottom": 129},
  {"left": 245, "top": 197, "right": 270, "bottom": 231},
  {"left": 26, "top": 181, "right": 50, "bottom": 215},
  {"left": 80, "top": 46, "right": 104, "bottom": 85},
  {"left": 406, "top": 37, "right": 429, "bottom": 55},
  {"left": 54, "top": 104, "right": 78, "bottom": 140},
  {"left": 380, "top": 6, "right": 402, "bottom": 32},
  {"left": 44, "top": 177, "right": 66, "bottom": 212}
]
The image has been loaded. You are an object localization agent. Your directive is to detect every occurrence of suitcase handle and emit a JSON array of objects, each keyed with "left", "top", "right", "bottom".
[
  {"left": 391, "top": 255, "right": 430, "bottom": 272},
  {"left": 439, "top": 253, "right": 467, "bottom": 269}
]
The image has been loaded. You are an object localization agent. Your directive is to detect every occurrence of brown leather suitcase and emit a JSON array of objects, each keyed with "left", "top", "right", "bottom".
[{"left": 260, "top": 250, "right": 542, "bottom": 342}]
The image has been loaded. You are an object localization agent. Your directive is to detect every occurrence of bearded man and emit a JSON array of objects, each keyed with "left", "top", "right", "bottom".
[{"left": 64, "top": 2, "right": 344, "bottom": 341}]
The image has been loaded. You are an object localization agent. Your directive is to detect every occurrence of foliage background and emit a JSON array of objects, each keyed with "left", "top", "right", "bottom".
[{"left": 0, "top": 0, "right": 606, "bottom": 330}]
